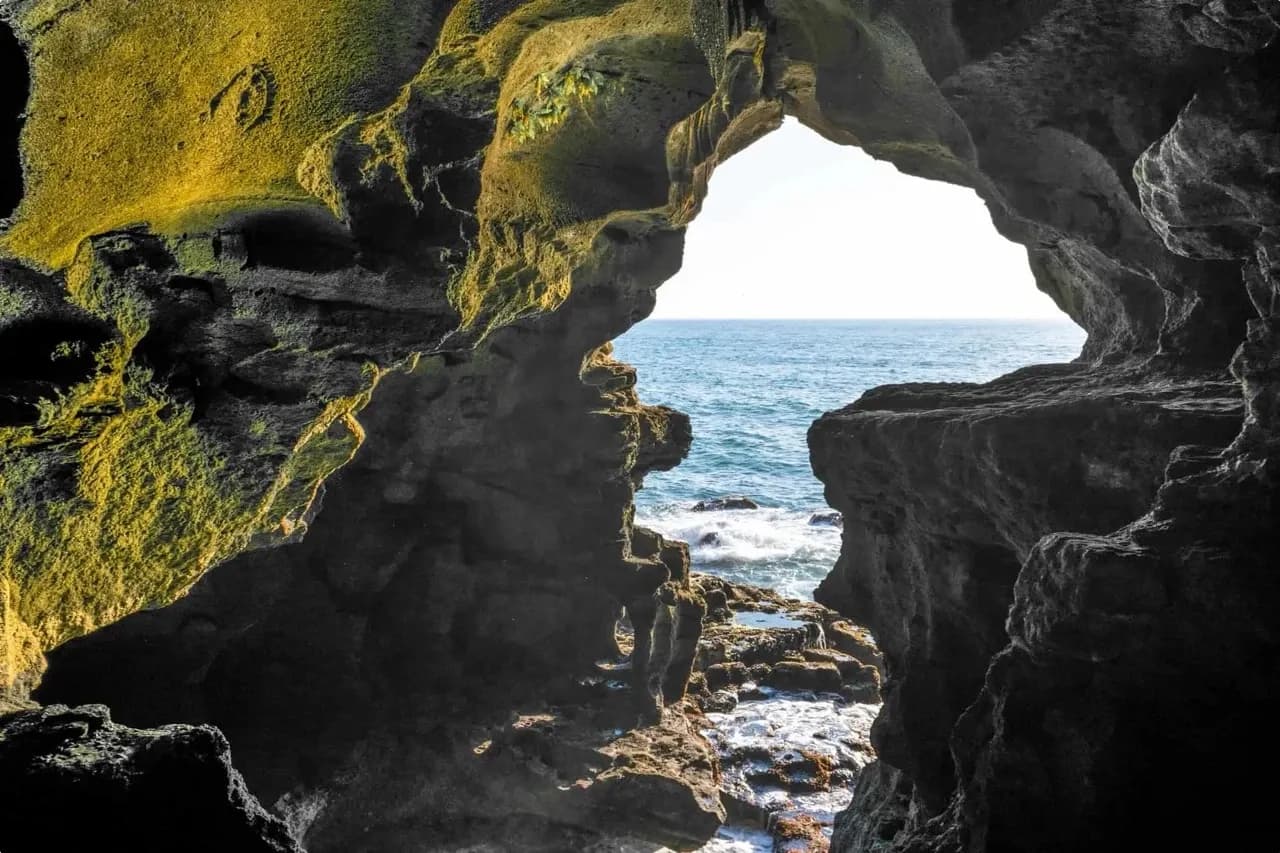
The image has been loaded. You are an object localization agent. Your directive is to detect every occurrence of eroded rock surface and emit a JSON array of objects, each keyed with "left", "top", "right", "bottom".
[
  {"left": 0, "top": 704, "right": 299, "bottom": 853},
  {"left": 811, "top": 364, "right": 1242, "bottom": 820}
]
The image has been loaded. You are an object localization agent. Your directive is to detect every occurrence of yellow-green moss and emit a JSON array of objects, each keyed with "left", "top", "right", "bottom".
[
  {"left": 1, "top": 0, "right": 438, "bottom": 269},
  {"left": 0, "top": 284, "right": 35, "bottom": 322},
  {"left": 508, "top": 66, "right": 607, "bottom": 143},
  {"left": 2, "top": 383, "right": 252, "bottom": 648},
  {"left": 0, "top": 245, "right": 393, "bottom": 691},
  {"left": 0, "top": 351, "right": 384, "bottom": 687},
  {"left": 441, "top": 0, "right": 692, "bottom": 330}
]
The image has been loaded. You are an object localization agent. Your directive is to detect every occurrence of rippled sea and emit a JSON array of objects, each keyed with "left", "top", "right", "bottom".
[{"left": 614, "top": 319, "right": 1086, "bottom": 600}]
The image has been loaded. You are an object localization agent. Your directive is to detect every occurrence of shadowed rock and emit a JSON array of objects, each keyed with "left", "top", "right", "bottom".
[{"left": 0, "top": 704, "right": 299, "bottom": 853}]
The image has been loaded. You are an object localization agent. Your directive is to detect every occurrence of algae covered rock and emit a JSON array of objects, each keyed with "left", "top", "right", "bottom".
[{"left": 0, "top": 235, "right": 401, "bottom": 704}]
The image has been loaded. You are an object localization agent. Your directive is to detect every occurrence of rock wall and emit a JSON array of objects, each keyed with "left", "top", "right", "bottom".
[
  {"left": 809, "top": 6, "right": 1280, "bottom": 853},
  {"left": 0, "top": 0, "right": 1277, "bottom": 850},
  {"left": 37, "top": 218, "right": 719, "bottom": 849}
]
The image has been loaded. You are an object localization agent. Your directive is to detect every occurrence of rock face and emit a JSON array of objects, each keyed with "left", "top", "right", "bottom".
[
  {"left": 0, "top": 0, "right": 1277, "bottom": 851},
  {"left": 811, "top": 364, "right": 1246, "bottom": 846},
  {"left": 36, "top": 245, "right": 713, "bottom": 848},
  {"left": 0, "top": 704, "right": 299, "bottom": 853}
]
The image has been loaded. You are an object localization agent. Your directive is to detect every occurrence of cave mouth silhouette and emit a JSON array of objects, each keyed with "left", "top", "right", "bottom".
[
  {"left": 620, "top": 119, "right": 1084, "bottom": 603},
  {"left": 1, "top": 20, "right": 28, "bottom": 219}
]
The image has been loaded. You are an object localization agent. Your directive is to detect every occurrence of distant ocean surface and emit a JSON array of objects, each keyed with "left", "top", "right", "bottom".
[{"left": 614, "top": 319, "right": 1087, "bottom": 601}]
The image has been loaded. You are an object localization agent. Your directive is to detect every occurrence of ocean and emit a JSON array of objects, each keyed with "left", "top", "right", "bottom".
[{"left": 614, "top": 319, "right": 1087, "bottom": 601}]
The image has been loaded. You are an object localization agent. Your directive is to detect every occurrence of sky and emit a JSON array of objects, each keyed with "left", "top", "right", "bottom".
[{"left": 651, "top": 118, "right": 1065, "bottom": 320}]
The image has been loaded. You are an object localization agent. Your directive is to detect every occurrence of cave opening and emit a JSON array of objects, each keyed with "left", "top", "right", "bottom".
[
  {"left": 618, "top": 118, "right": 1084, "bottom": 601},
  {"left": 1, "top": 20, "right": 28, "bottom": 219},
  {"left": 613, "top": 118, "right": 1086, "bottom": 851}
]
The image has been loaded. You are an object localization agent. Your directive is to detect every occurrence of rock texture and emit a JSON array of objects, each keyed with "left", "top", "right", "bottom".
[
  {"left": 37, "top": 239, "right": 716, "bottom": 849},
  {"left": 809, "top": 11, "right": 1280, "bottom": 853},
  {"left": 0, "top": 0, "right": 1277, "bottom": 851},
  {"left": 811, "top": 364, "right": 1246, "bottom": 846},
  {"left": 0, "top": 703, "right": 300, "bottom": 853}
]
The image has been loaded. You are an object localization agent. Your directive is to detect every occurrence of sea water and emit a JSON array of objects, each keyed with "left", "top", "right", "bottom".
[{"left": 614, "top": 319, "right": 1086, "bottom": 600}]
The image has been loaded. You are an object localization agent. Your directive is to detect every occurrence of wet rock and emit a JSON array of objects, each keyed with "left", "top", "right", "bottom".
[
  {"left": 704, "top": 587, "right": 731, "bottom": 620},
  {"left": 705, "top": 662, "right": 749, "bottom": 692},
  {"left": 702, "top": 691, "right": 879, "bottom": 844},
  {"left": 808, "top": 511, "right": 843, "bottom": 528},
  {"left": 801, "top": 649, "right": 881, "bottom": 700},
  {"left": 698, "top": 531, "right": 722, "bottom": 546},
  {"left": 703, "top": 690, "right": 739, "bottom": 714},
  {"left": 692, "top": 496, "right": 760, "bottom": 512},
  {"left": 764, "top": 661, "right": 844, "bottom": 695},
  {"left": 746, "top": 748, "right": 835, "bottom": 794},
  {"left": 770, "top": 813, "right": 831, "bottom": 852},
  {"left": 0, "top": 704, "right": 298, "bottom": 853},
  {"left": 824, "top": 622, "right": 883, "bottom": 672}
]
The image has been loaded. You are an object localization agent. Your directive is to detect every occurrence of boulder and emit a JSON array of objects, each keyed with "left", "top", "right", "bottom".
[
  {"left": 763, "top": 661, "right": 844, "bottom": 695},
  {"left": 692, "top": 496, "right": 759, "bottom": 512}
]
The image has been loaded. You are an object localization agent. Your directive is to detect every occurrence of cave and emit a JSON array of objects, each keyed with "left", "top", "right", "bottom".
[{"left": 1, "top": 3, "right": 1279, "bottom": 853}]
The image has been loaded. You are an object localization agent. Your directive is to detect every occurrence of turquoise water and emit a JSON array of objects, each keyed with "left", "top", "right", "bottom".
[{"left": 614, "top": 319, "right": 1087, "bottom": 600}]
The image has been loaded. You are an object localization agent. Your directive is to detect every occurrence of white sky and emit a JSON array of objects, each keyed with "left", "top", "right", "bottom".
[{"left": 651, "top": 119, "right": 1064, "bottom": 320}]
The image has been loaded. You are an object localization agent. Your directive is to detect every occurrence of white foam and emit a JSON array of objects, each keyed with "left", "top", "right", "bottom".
[
  {"left": 636, "top": 505, "right": 842, "bottom": 600},
  {"left": 705, "top": 695, "right": 880, "bottom": 775},
  {"left": 693, "top": 825, "right": 775, "bottom": 853}
]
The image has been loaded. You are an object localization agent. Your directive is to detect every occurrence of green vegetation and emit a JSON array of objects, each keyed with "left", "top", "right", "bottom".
[
  {"left": 1, "top": 0, "right": 439, "bottom": 269},
  {"left": 508, "top": 66, "right": 607, "bottom": 143},
  {"left": 0, "top": 240, "right": 389, "bottom": 691},
  {"left": 0, "top": 285, "right": 33, "bottom": 322}
]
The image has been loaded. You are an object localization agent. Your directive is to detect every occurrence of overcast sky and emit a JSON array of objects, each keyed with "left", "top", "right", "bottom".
[{"left": 651, "top": 119, "right": 1065, "bottom": 320}]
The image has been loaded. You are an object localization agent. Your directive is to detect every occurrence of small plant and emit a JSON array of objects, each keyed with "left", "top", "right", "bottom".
[
  {"left": 508, "top": 65, "right": 607, "bottom": 144},
  {"left": 51, "top": 341, "right": 86, "bottom": 361},
  {"left": 0, "top": 284, "right": 33, "bottom": 322},
  {"left": 249, "top": 418, "right": 270, "bottom": 438}
]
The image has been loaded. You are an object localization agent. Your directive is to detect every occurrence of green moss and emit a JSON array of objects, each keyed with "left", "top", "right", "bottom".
[
  {"left": 1, "top": 0, "right": 439, "bottom": 269},
  {"left": 0, "top": 353, "right": 382, "bottom": 685},
  {"left": 508, "top": 66, "right": 607, "bottom": 143},
  {"left": 0, "top": 285, "right": 34, "bottom": 322},
  {"left": 2, "top": 384, "right": 252, "bottom": 650},
  {"left": 0, "top": 243, "right": 391, "bottom": 690}
]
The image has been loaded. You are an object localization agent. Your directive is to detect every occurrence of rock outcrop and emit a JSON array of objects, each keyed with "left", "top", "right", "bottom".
[
  {"left": 0, "top": 0, "right": 1277, "bottom": 850},
  {"left": 0, "top": 703, "right": 299, "bottom": 853},
  {"left": 810, "top": 363, "right": 1245, "bottom": 845}
]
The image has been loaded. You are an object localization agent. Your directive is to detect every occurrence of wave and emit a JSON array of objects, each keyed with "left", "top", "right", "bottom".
[{"left": 635, "top": 503, "right": 842, "bottom": 600}]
